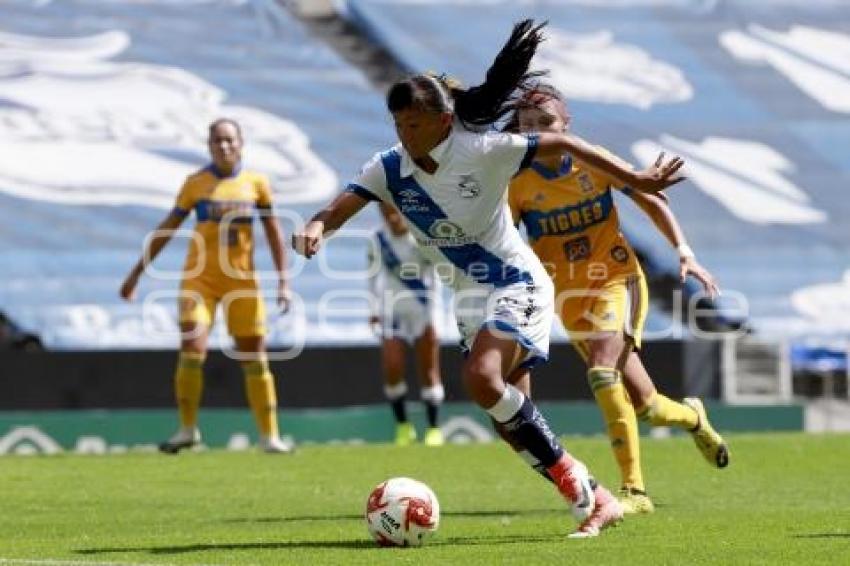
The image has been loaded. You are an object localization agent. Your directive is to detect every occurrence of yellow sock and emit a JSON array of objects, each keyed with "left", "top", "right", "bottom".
[
  {"left": 636, "top": 392, "right": 699, "bottom": 430},
  {"left": 588, "top": 367, "right": 644, "bottom": 491},
  {"left": 174, "top": 351, "right": 204, "bottom": 428},
  {"left": 242, "top": 358, "right": 279, "bottom": 438}
]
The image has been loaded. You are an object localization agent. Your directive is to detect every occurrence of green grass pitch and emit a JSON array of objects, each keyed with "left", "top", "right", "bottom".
[{"left": 1, "top": 433, "right": 848, "bottom": 565}]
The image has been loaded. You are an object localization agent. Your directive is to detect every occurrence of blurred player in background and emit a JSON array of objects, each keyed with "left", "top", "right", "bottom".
[
  {"left": 120, "top": 118, "right": 294, "bottom": 454},
  {"left": 293, "top": 20, "right": 686, "bottom": 537},
  {"left": 368, "top": 202, "right": 444, "bottom": 447},
  {"left": 507, "top": 83, "right": 729, "bottom": 514}
]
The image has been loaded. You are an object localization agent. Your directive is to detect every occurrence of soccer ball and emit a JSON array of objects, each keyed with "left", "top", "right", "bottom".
[{"left": 365, "top": 477, "right": 440, "bottom": 547}]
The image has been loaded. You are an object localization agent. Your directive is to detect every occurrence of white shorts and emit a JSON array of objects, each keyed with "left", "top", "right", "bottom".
[
  {"left": 453, "top": 279, "right": 554, "bottom": 370},
  {"left": 380, "top": 300, "right": 433, "bottom": 344}
]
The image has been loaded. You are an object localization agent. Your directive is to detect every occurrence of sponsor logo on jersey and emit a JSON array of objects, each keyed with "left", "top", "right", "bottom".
[
  {"left": 524, "top": 190, "right": 614, "bottom": 241},
  {"left": 419, "top": 220, "right": 476, "bottom": 247},
  {"left": 428, "top": 219, "right": 465, "bottom": 239},
  {"left": 564, "top": 236, "right": 592, "bottom": 261},
  {"left": 398, "top": 188, "right": 430, "bottom": 213},
  {"left": 399, "top": 188, "right": 419, "bottom": 203}
]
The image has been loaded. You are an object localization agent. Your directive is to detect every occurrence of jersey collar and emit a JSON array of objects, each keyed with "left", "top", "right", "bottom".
[
  {"left": 399, "top": 129, "right": 453, "bottom": 177},
  {"left": 206, "top": 162, "right": 243, "bottom": 179},
  {"left": 531, "top": 156, "right": 573, "bottom": 180}
]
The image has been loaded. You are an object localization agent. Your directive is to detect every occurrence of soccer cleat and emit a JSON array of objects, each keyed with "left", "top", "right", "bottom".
[
  {"left": 158, "top": 427, "right": 201, "bottom": 454},
  {"left": 569, "top": 484, "right": 624, "bottom": 538},
  {"left": 394, "top": 422, "right": 417, "bottom": 446},
  {"left": 259, "top": 436, "right": 296, "bottom": 454},
  {"left": 548, "top": 457, "right": 595, "bottom": 523},
  {"left": 683, "top": 397, "right": 730, "bottom": 468},
  {"left": 423, "top": 427, "right": 444, "bottom": 447},
  {"left": 617, "top": 487, "right": 655, "bottom": 515}
]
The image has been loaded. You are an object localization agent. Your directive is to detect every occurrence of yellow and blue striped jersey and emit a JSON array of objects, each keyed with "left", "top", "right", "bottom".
[
  {"left": 508, "top": 150, "right": 640, "bottom": 291},
  {"left": 173, "top": 164, "right": 272, "bottom": 278}
]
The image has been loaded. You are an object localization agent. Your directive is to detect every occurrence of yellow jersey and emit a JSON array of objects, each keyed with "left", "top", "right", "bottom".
[
  {"left": 508, "top": 151, "right": 640, "bottom": 292},
  {"left": 173, "top": 164, "right": 273, "bottom": 280}
]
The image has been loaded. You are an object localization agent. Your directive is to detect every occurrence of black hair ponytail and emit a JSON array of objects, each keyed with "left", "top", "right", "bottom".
[
  {"left": 453, "top": 19, "right": 547, "bottom": 128},
  {"left": 386, "top": 19, "right": 547, "bottom": 129}
]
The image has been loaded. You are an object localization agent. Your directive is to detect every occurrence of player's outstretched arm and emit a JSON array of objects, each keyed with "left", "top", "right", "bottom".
[
  {"left": 292, "top": 191, "right": 370, "bottom": 259},
  {"left": 536, "top": 133, "right": 685, "bottom": 193},
  {"left": 120, "top": 212, "right": 185, "bottom": 301},
  {"left": 627, "top": 190, "right": 720, "bottom": 298}
]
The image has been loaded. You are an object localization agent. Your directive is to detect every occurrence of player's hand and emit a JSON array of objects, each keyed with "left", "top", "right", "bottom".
[
  {"left": 681, "top": 256, "right": 720, "bottom": 299},
  {"left": 292, "top": 222, "right": 324, "bottom": 258},
  {"left": 635, "top": 152, "right": 686, "bottom": 193},
  {"left": 119, "top": 271, "right": 140, "bottom": 301},
  {"left": 277, "top": 280, "right": 292, "bottom": 314}
]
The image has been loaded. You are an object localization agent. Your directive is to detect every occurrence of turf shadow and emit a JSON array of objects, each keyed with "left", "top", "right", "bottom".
[
  {"left": 76, "top": 540, "right": 375, "bottom": 554},
  {"left": 219, "top": 508, "right": 564, "bottom": 524},
  {"left": 792, "top": 533, "right": 850, "bottom": 539},
  {"left": 75, "top": 532, "right": 568, "bottom": 555}
]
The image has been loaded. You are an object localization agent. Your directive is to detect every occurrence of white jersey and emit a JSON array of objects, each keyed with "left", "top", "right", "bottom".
[
  {"left": 348, "top": 127, "right": 554, "bottom": 367},
  {"left": 368, "top": 227, "right": 437, "bottom": 342},
  {"left": 348, "top": 127, "right": 546, "bottom": 294}
]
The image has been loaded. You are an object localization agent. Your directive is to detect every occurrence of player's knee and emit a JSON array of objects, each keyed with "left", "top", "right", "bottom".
[
  {"left": 461, "top": 358, "right": 501, "bottom": 401},
  {"left": 586, "top": 334, "right": 625, "bottom": 368}
]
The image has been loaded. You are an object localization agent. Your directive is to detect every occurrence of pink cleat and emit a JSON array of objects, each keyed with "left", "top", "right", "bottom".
[
  {"left": 547, "top": 456, "right": 595, "bottom": 523},
  {"left": 568, "top": 483, "right": 624, "bottom": 538}
]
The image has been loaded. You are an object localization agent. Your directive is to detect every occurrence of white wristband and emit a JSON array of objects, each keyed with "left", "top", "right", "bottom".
[{"left": 676, "top": 243, "right": 695, "bottom": 259}]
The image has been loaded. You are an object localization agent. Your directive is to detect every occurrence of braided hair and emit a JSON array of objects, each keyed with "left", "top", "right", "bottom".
[{"left": 386, "top": 19, "right": 547, "bottom": 130}]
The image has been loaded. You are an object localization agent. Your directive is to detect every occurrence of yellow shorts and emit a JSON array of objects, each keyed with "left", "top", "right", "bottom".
[
  {"left": 557, "top": 269, "right": 648, "bottom": 354},
  {"left": 179, "top": 274, "right": 266, "bottom": 337}
]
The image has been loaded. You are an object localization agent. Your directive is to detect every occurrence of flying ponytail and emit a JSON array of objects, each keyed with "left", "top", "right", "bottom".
[{"left": 386, "top": 19, "right": 547, "bottom": 129}]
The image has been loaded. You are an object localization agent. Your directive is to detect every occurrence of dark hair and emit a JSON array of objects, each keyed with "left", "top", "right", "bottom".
[
  {"left": 386, "top": 19, "right": 547, "bottom": 129},
  {"left": 208, "top": 117, "right": 243, "bottom": 140},
  {"left": 503, "top": 82, "right": 569, "bottom": 133}
]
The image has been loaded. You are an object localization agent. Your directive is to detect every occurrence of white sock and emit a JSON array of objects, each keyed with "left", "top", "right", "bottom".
[{"left": 486, "top": 384, "right": 525, "bottom": 423}]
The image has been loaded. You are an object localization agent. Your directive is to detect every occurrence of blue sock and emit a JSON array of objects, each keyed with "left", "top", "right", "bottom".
[{"left": 488, "top": 385, "right": 564, "bottom": 468}]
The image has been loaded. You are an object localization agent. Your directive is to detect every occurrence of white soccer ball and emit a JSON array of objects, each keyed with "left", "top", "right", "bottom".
[{"left": 365, "top": 477, "right": 440, "bottom": 547}]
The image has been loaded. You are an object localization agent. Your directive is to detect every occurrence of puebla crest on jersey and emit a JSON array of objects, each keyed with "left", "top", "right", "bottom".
[{"left": 457, "top": 174, "right": 481, "bottom": 198}]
